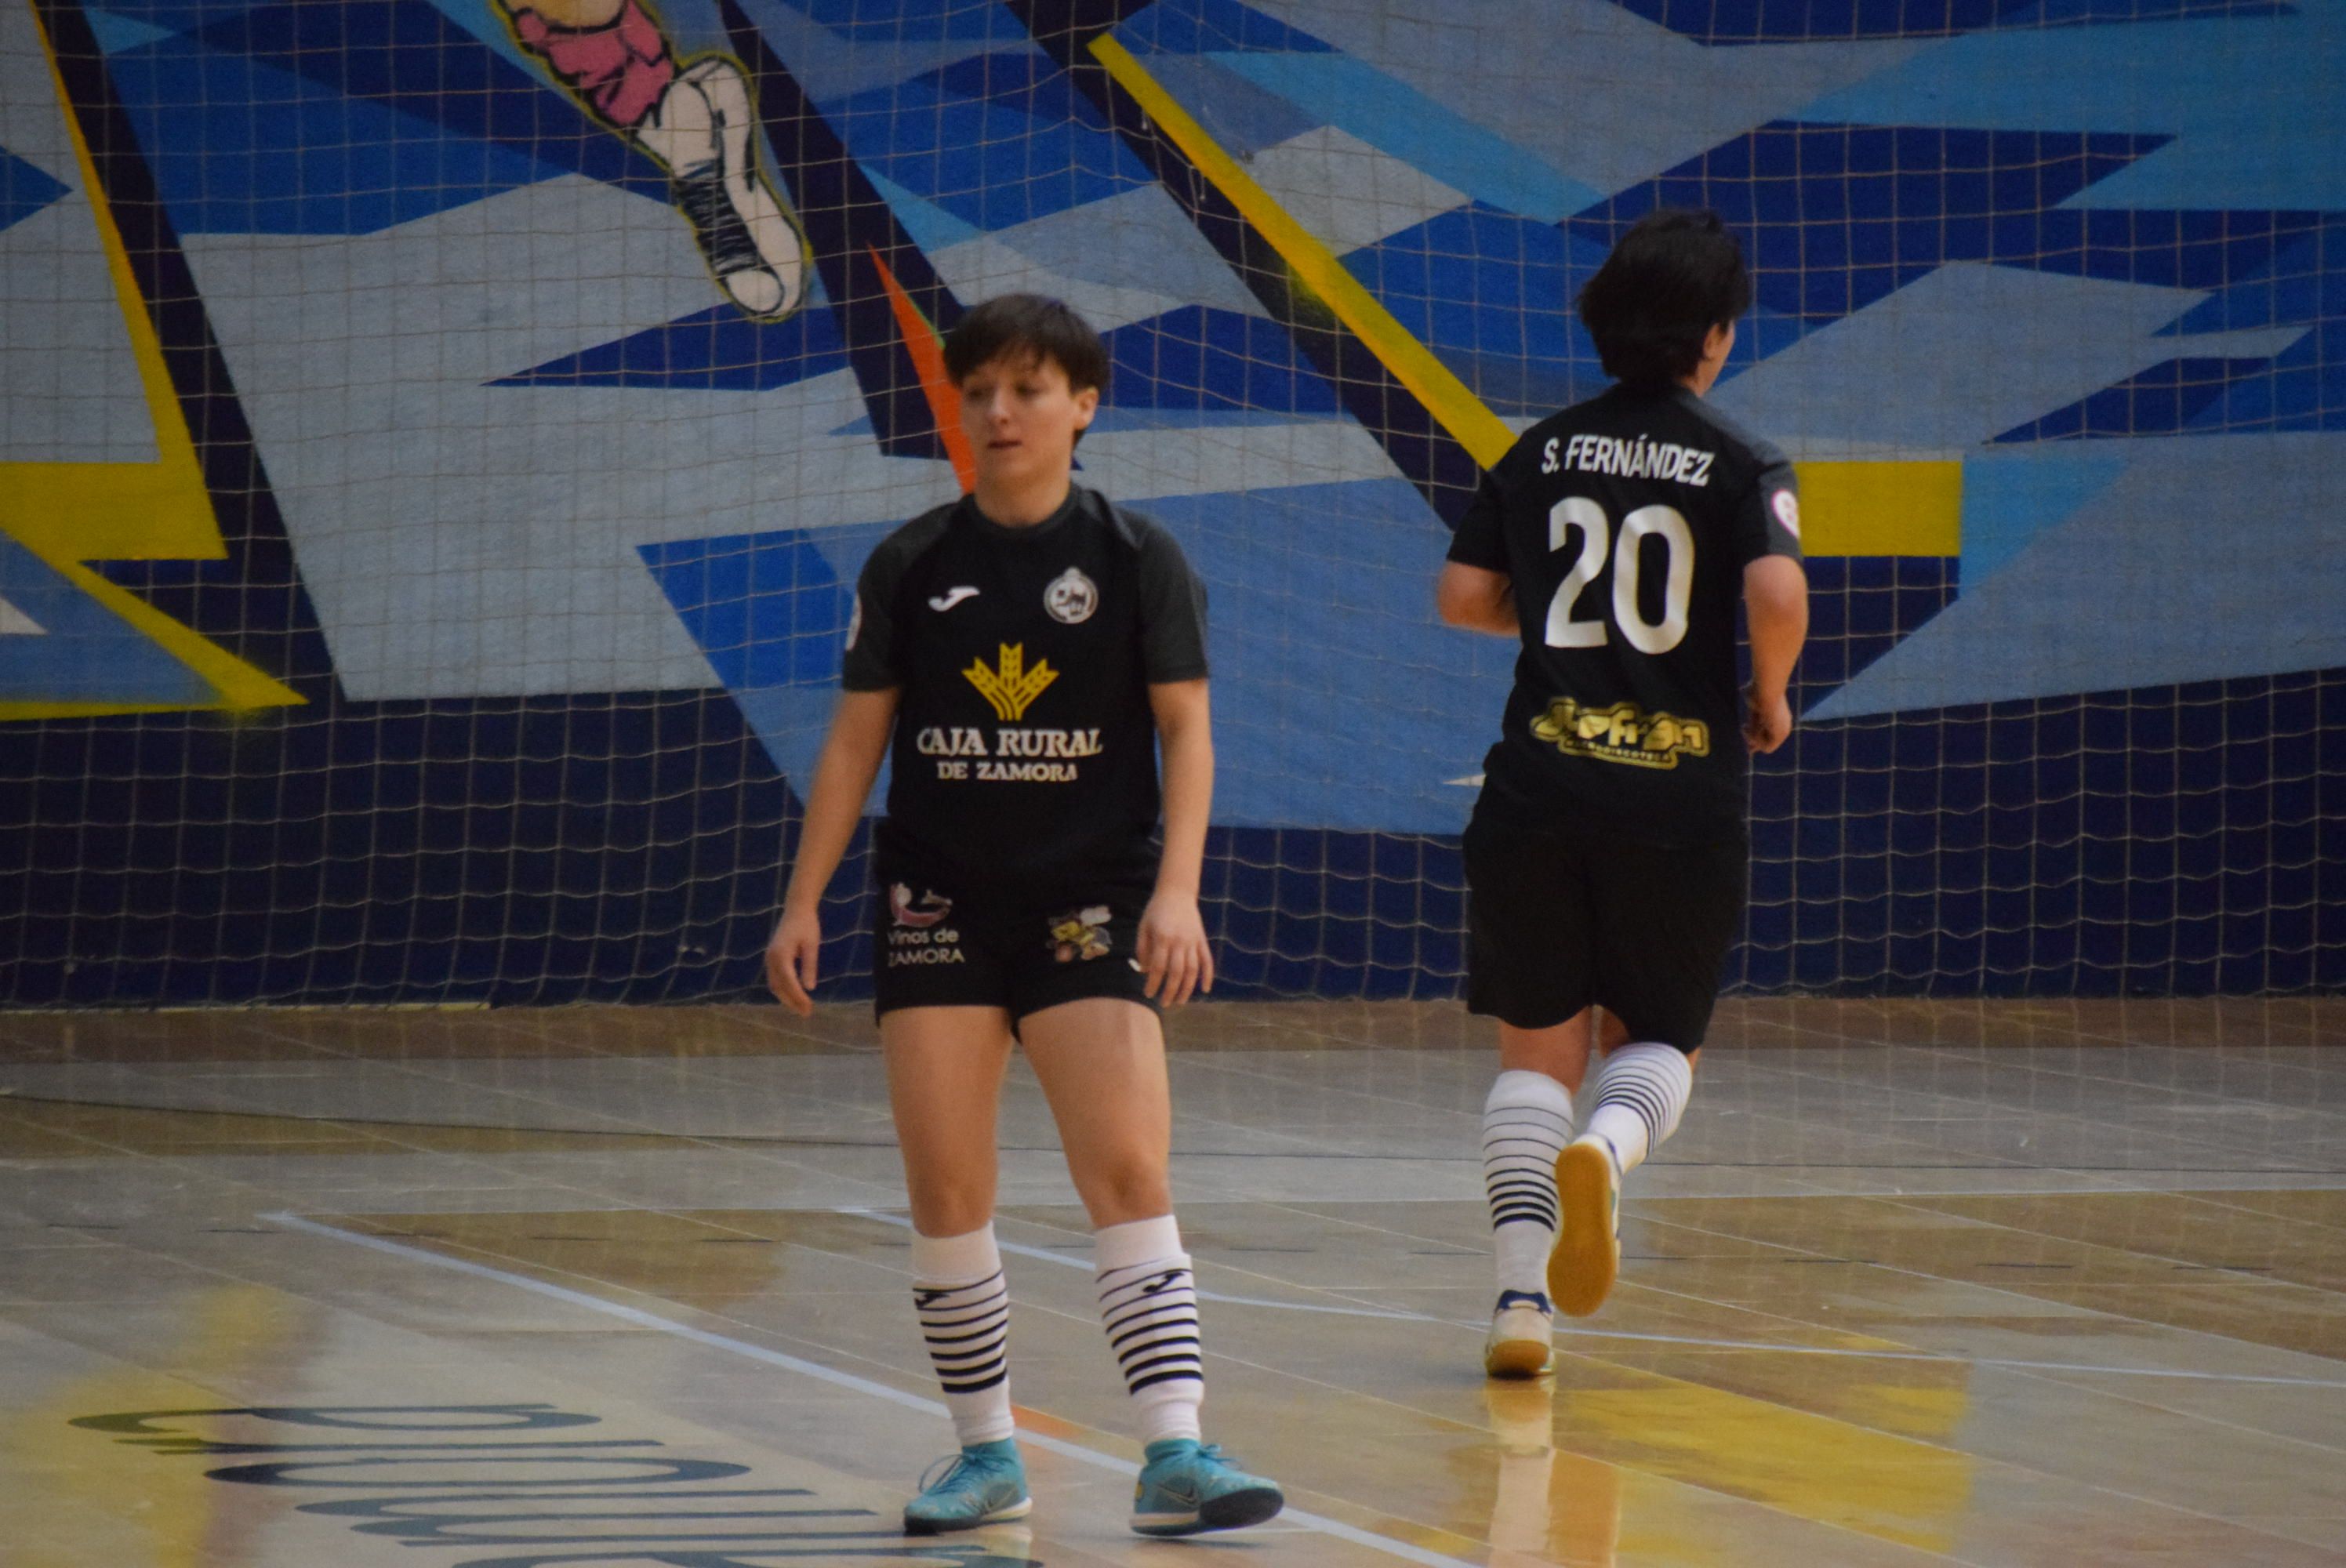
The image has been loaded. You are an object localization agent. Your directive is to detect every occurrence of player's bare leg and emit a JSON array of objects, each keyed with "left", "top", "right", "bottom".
[
  {"left": 498, "top": 0, "right": 808, "bottom": 318},
  {"left": 881, "top": 1007, "right": 1030, "bottom": 1533},
  {"left": 1481, "top": 1008, "right": 1628, "bottom": 1373},
  {"left": 1551, "top": 1036, "right": 1698, "bottom": 1317},
  {"left": 884, "top": 1005, "right": 1016, "bottom": 1236},
  {"left": 1021, "top": 997, "right": 1174, "bottom": 1227},
  {"left": 1022, "top": 998, "right": 1283, "bottom": 1536}
]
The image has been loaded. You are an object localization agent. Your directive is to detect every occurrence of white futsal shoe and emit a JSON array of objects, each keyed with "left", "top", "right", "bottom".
[
  {"left": 637, "top": 56, "right": 808, "bottom": 319},
  {"left": 1484, "top": 1288, "right": 1553, "bottom": 1378},
  {"left": 1549, "top": 1133, "right": 1623, "bottom": 1316}
]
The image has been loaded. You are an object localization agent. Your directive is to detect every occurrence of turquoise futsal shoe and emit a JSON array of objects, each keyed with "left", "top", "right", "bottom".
[
  {"left": 1131, "top": 1439, "right": 1284, "bottom": 1537},
  {"left": 902, "top": 1439, "right": 1031, "bottom": 1535}
]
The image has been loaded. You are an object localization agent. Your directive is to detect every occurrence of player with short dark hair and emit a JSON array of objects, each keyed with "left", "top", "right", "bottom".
[
  {"left": 766, "top": 293, "right": 1284, "bottom": 1537},
  {"left": 942, "top": 292, "right": 1111, "bottom": 396},
  {"left": 1437, "top": 210, "right": 1810, "bottom": 1376}
]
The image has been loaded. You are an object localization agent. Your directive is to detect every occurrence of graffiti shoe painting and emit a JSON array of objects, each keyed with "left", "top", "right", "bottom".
[{"left": 637, "top": 56, "right": 809, "bottom": 320}]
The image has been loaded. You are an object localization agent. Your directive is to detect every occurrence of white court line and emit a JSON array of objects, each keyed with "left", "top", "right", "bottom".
[
  {"left": 1531, "top": 1323, "right": 2346, "bottom": 1389},
  {"left": 837, "top": 1207, "right": 1431, "bottom": 1321},
  {"left": 839, "top": 1206, "right": 2346, "bottom": 1391},
  {"left": 263, "top": 1211, "right": 1480, "bottom": 1568}
]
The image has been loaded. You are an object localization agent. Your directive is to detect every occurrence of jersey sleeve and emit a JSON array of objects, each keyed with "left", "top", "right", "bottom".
[
  {"left": 1734, "top": 440, "right": 1804, "bottom": 565},
  {"left": 839, "top": 539, "right": 907, "bottom": 691},
  {"left": 1446, "top": 466, "right": 1512, "bottom": 571},
  {"left": 1133, "top": 518, "right": 1211, "bottom": 683}
]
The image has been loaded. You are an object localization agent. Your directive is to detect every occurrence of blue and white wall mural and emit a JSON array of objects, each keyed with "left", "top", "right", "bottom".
[{"left": 2, "top": 0, "right": 2338, "bottom": 1002}]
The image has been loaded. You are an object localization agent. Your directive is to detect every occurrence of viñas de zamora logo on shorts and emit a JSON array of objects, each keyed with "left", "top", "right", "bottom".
[
  {"left": 1047, "top": 906, "right": 1112, "bottom": 963},
  {"left": 890, "top": 884, "right": 952, "bottom": 927},
  {"left": 887, "top": 884, "right": 964, "bottom": 964}
]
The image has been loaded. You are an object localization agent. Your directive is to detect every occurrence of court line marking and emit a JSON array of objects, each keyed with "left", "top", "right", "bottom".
[
  {"left": 263, "top": 1211, "right": 1480, "bottom": 1568},
  {"left": 837, "top": 1207, "right": 1429, "bottom": 1321},
  {"left": 1534, "top": 1325, "right": 2346, "bottom": 1389},
  {"left": 12, "top": 1091, "right": 2343, "bottom": 1183},
  {"left": 834, "top": 1206, "right": 2346, "bottom": 1391}
]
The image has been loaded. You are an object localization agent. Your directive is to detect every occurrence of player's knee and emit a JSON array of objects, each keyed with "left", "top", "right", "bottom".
[
  {"left": 1080, "top": 1159, "right": 1171, "bottom": 1227},
  {"left": 906, "top": 1181, "right": 996, "bottom": 1238}
]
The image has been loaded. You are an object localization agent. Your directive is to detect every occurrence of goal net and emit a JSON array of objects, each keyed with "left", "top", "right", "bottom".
[{"left": 2, "top": 0, "right": 2337, "bottom": 1004}]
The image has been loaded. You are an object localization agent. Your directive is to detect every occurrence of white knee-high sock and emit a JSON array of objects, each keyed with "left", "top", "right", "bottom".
[
  {"left": 1580, "top": 1044, "right": 1694, "bottom": 1174},
  {"left": 910, "top": 1225, "right": 1014, "bottom": 1446},
  {"left": 1482, "top": 1069, "right": 1574, "bottom": 1300},
  {"left": 1094, "top": 1214, "right": 1202, "bottom": 1444}
]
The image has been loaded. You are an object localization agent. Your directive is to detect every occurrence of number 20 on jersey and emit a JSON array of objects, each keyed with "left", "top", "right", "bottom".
[{"left": 1544, "top": 498, "right": 1694, "bottom": 655}]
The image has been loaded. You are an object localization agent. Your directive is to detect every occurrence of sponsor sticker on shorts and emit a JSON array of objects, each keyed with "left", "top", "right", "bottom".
[
  {"left": 1047, "top": 906, "right": 1113, "bottom": 963},
  {"left": 886, "top": 882, "right": 964, "bottom": 964}
]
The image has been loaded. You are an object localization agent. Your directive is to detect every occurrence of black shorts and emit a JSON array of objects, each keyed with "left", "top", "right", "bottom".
[
  {"left": 870, "top": 859, "right": 1157, "bottom": 1026},
  {"left": 1462, "top": 802, "right": 1745, "bottom": 1051}
]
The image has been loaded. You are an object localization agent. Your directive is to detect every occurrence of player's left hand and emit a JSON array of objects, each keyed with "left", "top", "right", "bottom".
[
  {"left": 1743, "top": 684, "right": 1794, "bottom": 753},
  {"left": 1137, "top": 891, "right": 1215, "bottom": 1007}
]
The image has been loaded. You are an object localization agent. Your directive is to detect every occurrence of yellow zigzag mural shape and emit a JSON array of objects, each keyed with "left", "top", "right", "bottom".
[
  {"left": 1089, "top": 34, "right": 1960, "bottom": 558},
  {"left": 2, "top": 0, "right": 302, "bottom": 721}
]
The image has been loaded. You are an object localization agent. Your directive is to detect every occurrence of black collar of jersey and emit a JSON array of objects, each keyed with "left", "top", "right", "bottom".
[
  {"left": 1599, "top": 381, "right": 1702, "bottom": 414},
  {"left": 959, "top": 485, "right": 1088, "bottom": 546}
]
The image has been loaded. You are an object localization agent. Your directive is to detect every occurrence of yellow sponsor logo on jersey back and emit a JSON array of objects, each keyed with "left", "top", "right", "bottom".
[{"left": 1531, "top": 698, "right": 1710, "bottom": 769}]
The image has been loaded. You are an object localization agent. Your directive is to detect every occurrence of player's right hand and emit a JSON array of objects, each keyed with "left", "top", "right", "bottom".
[
  {"left": 1743, "top": 684, "right": 1793, "bottom": 754},
  {"left": 766, "top": 906, "right": 823, "bottom": 1015}
]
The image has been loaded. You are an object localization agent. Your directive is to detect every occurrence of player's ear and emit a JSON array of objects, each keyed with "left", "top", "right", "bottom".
[
  {"left": 1071, "top": 384, "right": 1099, "bottom": 430},
  {"left": 1706, "top": 321, "right": 1736, "bottom": 361}
]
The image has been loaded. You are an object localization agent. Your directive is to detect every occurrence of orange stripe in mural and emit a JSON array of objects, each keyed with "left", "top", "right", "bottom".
[{"left": 869, "top": 247, "right": 975, "bottom": 492}]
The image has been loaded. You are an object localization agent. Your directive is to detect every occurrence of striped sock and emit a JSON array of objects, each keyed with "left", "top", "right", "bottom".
[
  {"left": 1580, "top": 1044, "right": 1694, "bottom": 1174},
  {"left": 1483, "top": 1069, "right": 1574, "bottom": 1300},
  {"left": 1095, "top": 1214, "right": 1202, "bottom": 1444},
  {"left": 910, "top": 1225, "right": 1013, "bottom": 1446}
]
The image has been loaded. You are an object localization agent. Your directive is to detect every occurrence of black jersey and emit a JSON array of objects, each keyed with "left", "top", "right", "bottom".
[
  {"left": 842, "top": 485, "right": 1209, "bottom": 885},
  {"left": 1447, "top": 383, "right": 1802, "bottom": 845}
]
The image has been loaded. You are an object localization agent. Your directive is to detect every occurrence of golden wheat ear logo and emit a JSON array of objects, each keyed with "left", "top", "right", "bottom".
[{"left": 964, "top": 642, "right": 1059, "bottom": 721}]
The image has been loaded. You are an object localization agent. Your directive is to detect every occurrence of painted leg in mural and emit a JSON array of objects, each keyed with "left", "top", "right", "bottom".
[{"left": 500, "top": 0, "right": 808, "bottom": 318}]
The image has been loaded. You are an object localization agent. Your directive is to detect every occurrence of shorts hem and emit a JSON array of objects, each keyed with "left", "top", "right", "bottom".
[{"left": 1463, "top": 995, "right": 1587, "bottom": 1033}]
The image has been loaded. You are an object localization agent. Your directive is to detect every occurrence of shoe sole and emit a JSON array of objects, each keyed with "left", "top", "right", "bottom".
[
  {"left": 1484, "top": 1335, "right": 1552, "bottom": 1379},
  {"left": 1549, "top": 1142, "right": 1620, "bottom": 1317},
  {"left": 903, "top": 1497, "right": 1031, "bottom": 1535},
  {"left": 1133, "top": 1486, "right": 1284, "bottom": 1537}
]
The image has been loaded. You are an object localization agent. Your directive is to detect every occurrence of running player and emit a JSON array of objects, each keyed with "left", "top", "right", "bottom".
[
  {"left": 1437, "top": 211, "right": 1810, "bottom": 1375},
  {"left": 765, "top": 295, "right": 1284, "bottom": 1536}
]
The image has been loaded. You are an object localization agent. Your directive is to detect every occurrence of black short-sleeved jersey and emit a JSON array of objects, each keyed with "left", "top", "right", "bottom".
[
  {"left": 1447, "top": 383, "right": 1802, "bottom": 845},
  {"left": 842, "top": 485, "right": 1209, "bottom": 886}
]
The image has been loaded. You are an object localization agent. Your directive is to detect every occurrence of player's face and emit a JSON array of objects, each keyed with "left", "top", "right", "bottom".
[{"left": 958, "top": 350, "right": 1099, "bottom": 492}]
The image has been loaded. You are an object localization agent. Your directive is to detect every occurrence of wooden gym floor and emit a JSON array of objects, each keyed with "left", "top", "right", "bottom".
[{"left": 3, "top": 996, "right": 2342, "bottom": 1566}]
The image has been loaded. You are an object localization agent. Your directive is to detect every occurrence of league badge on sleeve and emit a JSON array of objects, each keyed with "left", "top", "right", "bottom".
[
  {"left": 1044, "top": 567, "right": 1098, "bottom": 624},
  {"left": 1770, "top": 489, "right": 1800, "bottom": 539}
]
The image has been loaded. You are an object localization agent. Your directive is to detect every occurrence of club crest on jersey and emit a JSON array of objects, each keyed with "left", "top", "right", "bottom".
[
  {"left": 964, "top": 642, "right": 1058, "bottom": 721},
  {"left": 1531, "top": 697, "right": 1710, "bottom": 770},
  {"left": 889, "top": 883, "right": 952, "bottom": 928},
  {"left": 1044, "top": 565, "right": 1098, "bottom": 624},
  {"left": 1048, "top": 905, "right": 1113, "bottom": 963}
]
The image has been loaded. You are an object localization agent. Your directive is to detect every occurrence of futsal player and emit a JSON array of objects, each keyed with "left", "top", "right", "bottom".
[
  {"left": 765, "top": 295, "right": 1284, "bottom": 1536},
  {"left": 1436, "top": 210, "right": 1810, "bottom": 1375}
]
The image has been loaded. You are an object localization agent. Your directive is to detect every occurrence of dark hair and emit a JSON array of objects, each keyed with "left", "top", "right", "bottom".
[
  {"left": 942, "top": 293, "right": 1109, "bottom": 393},
  {"left": 1575, "top": 209, "right": 1752, "bottom": 388}
]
